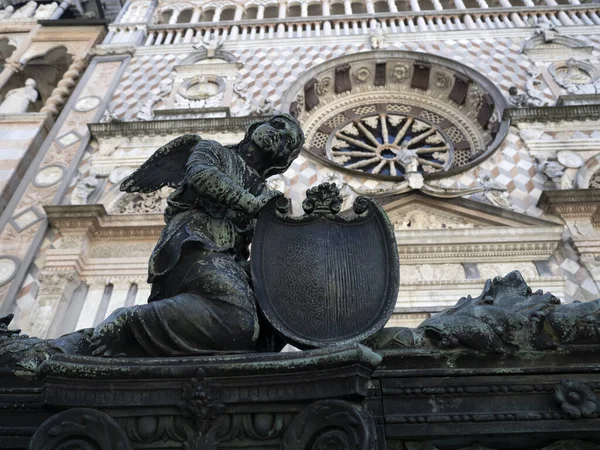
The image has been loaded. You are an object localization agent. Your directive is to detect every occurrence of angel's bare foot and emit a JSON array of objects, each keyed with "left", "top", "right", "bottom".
[{"left": 89, "top": 308, "right": 131, "bottom": 357}]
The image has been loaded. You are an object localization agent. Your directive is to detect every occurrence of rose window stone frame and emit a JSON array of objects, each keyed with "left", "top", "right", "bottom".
[{"left": 281, "top": 50, "right": 510, "bottom": 182}]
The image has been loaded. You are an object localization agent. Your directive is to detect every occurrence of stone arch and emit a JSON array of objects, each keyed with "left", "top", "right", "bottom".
[
  {"left": 264, "top": 4, "right": 278, "bottom": 18},
  {"left": 307, "top": 1, "right": 322, "bottom": 16},
  {"left": 220, "top": 5, "right": 236, "bottom": 20},
  {"left": 522, "top": 34, "right": 590, "bottom": 51},
  {"left": 177, "top": 7, "right": 194, "bottom": 22},
  {"left": 0, "top": 45, "right": 73, "bottom": 113},
  {"left": 351, "top": 0, "right": 367, "bottom": 13},
  {"left": 330, "top": 0, "right": 345, "bottom": 14},
  {"left": 373, "top": 0, "right": 389, "bottom": 13},
  {"left": 288, "top": 2, "right": 301, "bottom": 17},
  {"left": 158, "top": 8, "right": 174, "bottom": 23}
]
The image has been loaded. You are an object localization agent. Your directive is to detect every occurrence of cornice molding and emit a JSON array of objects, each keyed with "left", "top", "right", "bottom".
[
  {"left": 89, "top": 115, "right": 269, "bottom": 138},
  {"left": 506, "top": 105, "right": 600, "bottom": 123},
  {"left": 538, "top": 189, "right": 600, "bottom": 221}
]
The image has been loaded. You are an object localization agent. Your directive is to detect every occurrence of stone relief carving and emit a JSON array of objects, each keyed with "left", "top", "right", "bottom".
[
  {"left": 524, "top": 66, "right": 549, "bottom": 107},
  {"left": 0, "top": 79, "right": 38, "bottom": 114},
  {"left": 590, "top": 169, "right": 600, "bottom": 189},
  {"left": 192, "top": 37, "right": 223, "bottom": 58},
  {"left": 402, "top": 264, "right": 465, "bottom": 282},
  {"left": 315, "top": 77, "right": 331, "bottom": 96},
  {"left": 477, "top": 175, "right": 513, "bottom": 209},
  {"left": 353, "top": 67, "right": 371, "bottom": 84},
  {"left": 507, "top": 85, "right": 543, "bottom": 108},
  {"left": 389, "top": 63, "right": 410, "bottom": 82},
  {"left": 477, "top": 262, "right": 538, "bottom": 280},
  {"left": 391, "top": 209, "right": 476, "bottom": 230},
  {"left": 111, "top": 188, "right": 170, "bottom": 215},
  {"left": 551, "top": 59, "right": 600, "bottom": 94},
  {"left": 533, "top": 16, "right": 557, "bottom": 43},
  {"left": 71, "top": 170, "right": 99, "bottom": 205}
]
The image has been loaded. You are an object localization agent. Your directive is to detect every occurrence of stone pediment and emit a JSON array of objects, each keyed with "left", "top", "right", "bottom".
[{"left": 382, "top": 193, "right": 564, "bottom": 263}]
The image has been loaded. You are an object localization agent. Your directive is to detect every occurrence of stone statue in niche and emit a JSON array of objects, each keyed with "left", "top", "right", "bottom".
[
  {"left": 370, "top": 23, "right": 387, "bottom": 50},
  {"left": 507, "top": 86, "right": 542, "bottom": 108},
  {"left": 533, "top": 16, "right": 556, "bottom": 43},
  {"left": 0, "top": 114, "right": 304, "bottom": 367},
  {"left": 0, "top": 78, "right": 38, "bottom": 114},
  {"left": 477, "top": 175, "right": 513, "bottom": 209},
  {"left": 193, "top": 36, "right": 223, "bottom": 58}
]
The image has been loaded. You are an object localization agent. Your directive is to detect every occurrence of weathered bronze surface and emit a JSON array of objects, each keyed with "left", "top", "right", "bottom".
[
  {"left": 252, "top": 183, "right": 399, "bottom": 349},
  {"left": 3, "top": 274, "right": 600, "bottom": 448},
  {"left": 0, "top": 114, "right": 305, "bottom": 365}
]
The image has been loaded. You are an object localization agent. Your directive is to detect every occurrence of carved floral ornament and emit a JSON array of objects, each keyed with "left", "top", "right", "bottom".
[{"left": 282, "top": 51, "right": 509, "bottom": 181}]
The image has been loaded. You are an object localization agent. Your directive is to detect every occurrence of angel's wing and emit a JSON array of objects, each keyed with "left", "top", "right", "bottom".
[{"left": 120, "top": 134, "right": 202, "bottom": 193}]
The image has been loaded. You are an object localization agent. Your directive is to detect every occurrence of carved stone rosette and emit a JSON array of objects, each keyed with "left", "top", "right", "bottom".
[{"left": 29, "top": 408, "right": 132, "bottom": 450}]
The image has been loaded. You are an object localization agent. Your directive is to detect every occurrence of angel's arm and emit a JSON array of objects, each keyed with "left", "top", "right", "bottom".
[{"left": 185, "top": 141, "right": 262, "bottom": 214}]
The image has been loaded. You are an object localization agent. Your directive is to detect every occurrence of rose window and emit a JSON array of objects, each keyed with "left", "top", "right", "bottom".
[{"left": 326, "top": 109, "right": 453, "bottom": 177}]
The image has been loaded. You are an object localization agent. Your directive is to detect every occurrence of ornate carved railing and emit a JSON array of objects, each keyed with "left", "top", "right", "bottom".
[{"left": 104, "top": 5, "right": 600, "bottom": 46}]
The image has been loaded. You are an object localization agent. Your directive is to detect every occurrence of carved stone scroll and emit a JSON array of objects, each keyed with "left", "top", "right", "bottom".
[
  {"left": 280, "top": 400, "right": 377, "bottom": 450},
  {"left": 29, "top": 408, "right": 132, "bottom": 450}
]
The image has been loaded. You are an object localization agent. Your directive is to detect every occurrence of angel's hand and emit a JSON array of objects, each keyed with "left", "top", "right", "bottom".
[{"left": 246, "top": 190, "right": 283, "bottom": 216}]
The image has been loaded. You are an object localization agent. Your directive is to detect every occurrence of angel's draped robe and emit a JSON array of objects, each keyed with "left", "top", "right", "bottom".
[{"left": 127, "top": 140, "right": 266, "bottom": 356}]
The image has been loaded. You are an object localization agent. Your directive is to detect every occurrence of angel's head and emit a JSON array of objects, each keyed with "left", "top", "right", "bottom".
[{"left": 237, "top": 114, "right": 305, "bottom": 178}]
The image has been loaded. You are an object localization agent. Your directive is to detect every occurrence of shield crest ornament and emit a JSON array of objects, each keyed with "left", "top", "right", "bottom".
[{"left": 251, "top": 183, "right": 399, "bottom": 349}]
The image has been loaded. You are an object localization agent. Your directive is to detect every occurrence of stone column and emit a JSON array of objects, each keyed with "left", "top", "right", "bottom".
[
  {"left": 322, "top": 0, "right": 332, "bottom": 34},
  {"left": 388, "top": 0, "right": 397, "bottom": 12},
  {"left": 213, "top": 7, "right": 222, "bottom": 21},
  {"left": 40, "top": 57, "right": 89, "bottom": 118},
  {"left": 168, "top": 10, "right": 179, "bottom": 23},
  {"left": 50, "top": 0, "right": 70, "bottom": 19},
  {"left": 539, "top": 190, "right": 600, "bottom": 294},
  {"left": 475, "top": 0, "right": 488, "bottom": 7},
  {"left": 409, "top": 0, "right": 427, "bottom": 30},
  {"left": 229, "top": 6, "right": 244, "bottom": 39},
  {"left": 0, "top": 59, "right": 23, "bottom": 94},
  {"left": 257, "top": 4, "right": 265, "bottom": 19},
  {"left": 366, "top": 0, "right": 375, "bottom": 13},
  {"left": 344, "top": 0, "right": 352, "bottom": 15},
  {"left": 30, "top": 270, "right": 81, "bottom": 338}
]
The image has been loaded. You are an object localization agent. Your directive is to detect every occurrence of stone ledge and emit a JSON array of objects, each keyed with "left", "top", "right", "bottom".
[
  {"left": 89, "top": 115, "right": 270, "bottom": 138},
  {"left": 506, "top": 105, "right": 600, "bottom": 122}
]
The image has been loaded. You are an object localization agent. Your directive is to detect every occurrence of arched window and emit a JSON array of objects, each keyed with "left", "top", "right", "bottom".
[
  {"left": 177, "top": 8, "right": 193, "bottom": 22},
  {"left": 420, "top": 0, "right": 435, "bottom": 9},
  {"left": 394, "top": 0, "right": 410, "bottom": 11},
  {"left": 245, "top": 5, "right": 258, "bottom": 19},
  {"left": 264, "top": 5, "right": 278, "bottom": 17},
  {"left": 220, "top": 7, "right": 236, "bottom": 20},
  {"left": 351, "top": 1, "right": 367, "bottom": 13},
  {"left": 202, "top": 7, "right": 215, "bottom": 20},
  {"left": 330, "top": 2, "right": 345, "bottom": 14},
  {"left": 159, "top": 9, "right": 173, "bottom": 23},
  {"left": 288, "top": 4, "right": 302, "bottom": 16},
  {"left": 374, "top": 0, "right": 389, "bottom": 12},
  {"left": 307, "top": 3, "right": 322, "bottom": 15}
]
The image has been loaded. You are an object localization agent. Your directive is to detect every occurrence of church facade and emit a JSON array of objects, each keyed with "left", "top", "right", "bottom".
[{"left": 0, "top": 0, "right": 599, "bottom": 338}]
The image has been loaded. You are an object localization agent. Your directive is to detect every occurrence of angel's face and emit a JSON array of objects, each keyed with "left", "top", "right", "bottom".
[{"left": 251, "top": 115, "right": 303, "bottom": 160}]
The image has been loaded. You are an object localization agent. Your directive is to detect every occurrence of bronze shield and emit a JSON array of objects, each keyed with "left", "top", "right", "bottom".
[{"left": 251, "top": 184, "right": 399, "bottom": 349}]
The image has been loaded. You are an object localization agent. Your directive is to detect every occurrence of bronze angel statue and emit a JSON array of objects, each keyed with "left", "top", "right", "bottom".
[{"left": 0, "top": 114, "right": 304, "bottom": 365}]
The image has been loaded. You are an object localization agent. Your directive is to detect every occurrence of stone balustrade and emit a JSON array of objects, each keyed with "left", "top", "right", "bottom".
[{"left": 117, "top": 4, "right": 600, "bottom": 45}]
